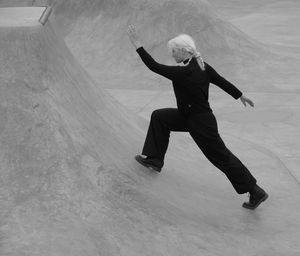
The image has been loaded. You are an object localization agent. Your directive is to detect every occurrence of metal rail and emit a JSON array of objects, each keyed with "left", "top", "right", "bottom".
[{"left": 39, "top": 6, "right": 52, "bottom": 25}]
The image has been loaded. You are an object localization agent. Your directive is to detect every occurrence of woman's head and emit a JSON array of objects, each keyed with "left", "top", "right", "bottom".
[
  {"left": 168, "top": 34, "right": 196, "bottom": 54},
  {"left": 167, "top": 34, "right": 205, "bottom": 70}
]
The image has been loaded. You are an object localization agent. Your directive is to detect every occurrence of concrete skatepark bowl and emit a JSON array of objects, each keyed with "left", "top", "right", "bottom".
[{"left": 0, "top": 1, "right": 299, "bottom": 255}]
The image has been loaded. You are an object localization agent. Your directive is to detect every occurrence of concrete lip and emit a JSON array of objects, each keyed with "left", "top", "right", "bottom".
[{"left": 0, "top": 7, "right": 46, "bottom": 27}]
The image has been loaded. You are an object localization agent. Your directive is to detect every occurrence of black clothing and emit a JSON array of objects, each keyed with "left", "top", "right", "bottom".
[
  {"left": 136, "top": 47, "right": 242, "bottom": 116},
  {"left": 183, "top": 58, "right": 190, "bottom": 65},
  {"left": 135, "top": 155, "right": 163, "bottom": 172},
  {"left": 142, "top": 108, "right": 256, "bottom": 194},
  {"left": 243, "top": 184, "right": 268, "bottom": 209},
  {"left": 136, "top": 47, "right": 256, "bottom": 194}
]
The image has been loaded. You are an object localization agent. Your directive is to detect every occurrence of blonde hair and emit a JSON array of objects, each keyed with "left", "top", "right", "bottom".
[{"left": 167, "top": 34, "right": 205, "bottom": 71}]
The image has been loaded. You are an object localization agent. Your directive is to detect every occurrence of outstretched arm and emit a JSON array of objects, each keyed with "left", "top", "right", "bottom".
[
  {"left": 206, "top": 64, "right": 254, "bottom": 107},
  {"left": 127, "top": 25, "right": 183, "bottom": 80},
  {"left": 206, "top": 63, "right": 242, "bottom": 99}
]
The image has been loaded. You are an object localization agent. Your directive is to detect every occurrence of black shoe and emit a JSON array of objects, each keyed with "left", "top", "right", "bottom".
[
  {"left": 134, "top": 155, "right": 163, "bottom": 172},
  {"left": 242, "top": 185, "right": 268, "bottom": 210}
]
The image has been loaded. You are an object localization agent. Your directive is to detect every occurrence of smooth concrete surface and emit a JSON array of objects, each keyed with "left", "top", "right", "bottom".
[
  {"left": 210, "top": 0, "right": 300, "bottom": 58},
  {"left": 0, "top": 7, "right": 46, "bottom": 26},
  {"left": 0, "top": 1, "right": 299, "bottom": 256},
  {"left": 49, "top": 0, "right": 299, "bottom": 91}
]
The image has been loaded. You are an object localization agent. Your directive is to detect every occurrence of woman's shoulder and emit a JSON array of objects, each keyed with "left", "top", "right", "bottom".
[
  {"left": 184, "top": 60, "right": 212, "bottom": 74},
  {"left": 203, "top": 62, "right": 216, "bottom": 75},
  {"left": 204, "top": 62, "right": 212, "bottom": 69}
]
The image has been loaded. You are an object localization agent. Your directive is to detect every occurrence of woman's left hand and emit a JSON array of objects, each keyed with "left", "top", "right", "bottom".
[
  {"left": 127, "top": 25, "right": 142, "bottom": 49},
  {"left": 240, "top": 95, "right": 254, "bottom": 107}
]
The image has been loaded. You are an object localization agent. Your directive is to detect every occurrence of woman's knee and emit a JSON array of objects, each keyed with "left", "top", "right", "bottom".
[
  {"left": 150, "top": 108, "right": 188, "bottom": 132},
  {"left": 150, "top": 109, "right": 168, "bottom": 121}
]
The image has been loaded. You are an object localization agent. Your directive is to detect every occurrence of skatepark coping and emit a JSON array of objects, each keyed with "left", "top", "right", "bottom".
[{"left": 0, "top": 6, "right": 52, "bottom": 27}]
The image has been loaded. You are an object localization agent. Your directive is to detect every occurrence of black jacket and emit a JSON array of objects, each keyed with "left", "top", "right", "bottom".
[{"left": 136, "top": 47, "right": 242, "bottom": 116}]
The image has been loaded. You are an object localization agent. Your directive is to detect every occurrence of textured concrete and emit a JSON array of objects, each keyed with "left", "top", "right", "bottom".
[{"left": 0, "top": 1, "right": 300, "bottom": 256}]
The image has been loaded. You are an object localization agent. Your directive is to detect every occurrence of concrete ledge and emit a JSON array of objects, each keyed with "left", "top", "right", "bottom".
[{"left": 0, "top": 7, "right": 46, "bottom": 27}]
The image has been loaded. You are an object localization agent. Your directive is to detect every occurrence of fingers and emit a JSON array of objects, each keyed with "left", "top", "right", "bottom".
[
  {"left": 128, "top": 24, "right": 135, "bottom": 30},
  {"left": 127, "top": 25, "right": 138, "bottom": 42},
  {"left": 127, "top": 25, "right": 136, "bottom": 34},
  {"left": 241, "top": 96, "right": 255, "bottom": 108},
  {"left": 240, "top": 97, "right": 246, "bottom": 107},
  {"left": 247, "top": 99, "right": 254, "bottom": 107},
  {"left": 245, "top": 100, "right": 254, "bottom": 107}
]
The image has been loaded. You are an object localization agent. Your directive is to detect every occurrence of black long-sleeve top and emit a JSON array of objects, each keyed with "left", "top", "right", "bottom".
[{"left": 136, "top": 47, "right": 242, "bottom": 116}]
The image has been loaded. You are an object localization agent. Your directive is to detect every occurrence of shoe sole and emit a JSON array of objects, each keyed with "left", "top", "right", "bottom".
[
  {"left": 242, "top": 192, "right": 269, "bottom": 210},
  {"left": 134, "top": 155, "right": 161, "bottom": 172}
]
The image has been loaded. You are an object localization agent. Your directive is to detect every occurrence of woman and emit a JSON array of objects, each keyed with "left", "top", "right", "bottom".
[{"left": 127, "top": 25, "right": 268, "bottom": 210}]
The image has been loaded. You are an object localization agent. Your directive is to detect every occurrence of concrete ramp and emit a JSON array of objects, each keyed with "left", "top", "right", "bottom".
[
  {"left": 48, "top": 0, "right": 299, "bottom": 94},
  {"left": 0, "top": 4, "right": 300, "bottom": 256},
  {"left": 0, "top": 8, "right": 146, "bottom": 255}
]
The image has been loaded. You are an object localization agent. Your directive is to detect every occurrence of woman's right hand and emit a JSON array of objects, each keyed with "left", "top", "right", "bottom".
[{"left": 127, "top": 25, "right": 142, "bottom": 49}]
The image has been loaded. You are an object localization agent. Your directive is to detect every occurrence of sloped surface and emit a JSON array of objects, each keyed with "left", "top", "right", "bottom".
[
  {"left": 0, "top": 19, "right": 147, "bottom": 256},
  {"left": 48, "top": 0, "right": 299, "bottom": 94},
  {"left": 0, "top": 3, "right": 299, "bottom": 256}
]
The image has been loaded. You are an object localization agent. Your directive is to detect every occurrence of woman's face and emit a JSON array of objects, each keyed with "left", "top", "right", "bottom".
[{"left": 171, "top": 48, "right": 189, "bottom": 63}]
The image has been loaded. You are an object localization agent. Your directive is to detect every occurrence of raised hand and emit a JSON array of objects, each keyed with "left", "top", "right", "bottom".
[{"left": 127, "top": 25, "right": 142, "bottom": 49}]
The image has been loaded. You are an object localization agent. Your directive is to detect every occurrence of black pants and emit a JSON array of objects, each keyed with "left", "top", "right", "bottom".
[{"left": 142, "top": 108, "right": 257, "bottom": 194}]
